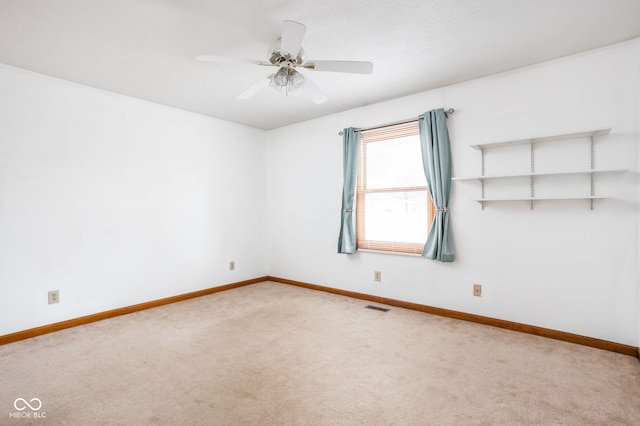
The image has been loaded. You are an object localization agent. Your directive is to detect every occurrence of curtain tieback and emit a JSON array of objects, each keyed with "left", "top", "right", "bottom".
[
  {"left": 344, "top": 209, "right": 353, "bottom": 213},
  {"left": 436, "top": 207, "right": 449, "bottom": 212}
]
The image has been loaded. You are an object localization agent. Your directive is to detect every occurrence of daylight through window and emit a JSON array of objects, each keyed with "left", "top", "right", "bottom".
[{"left": 356, "top": 121, "right": 434, "bottom": 254}]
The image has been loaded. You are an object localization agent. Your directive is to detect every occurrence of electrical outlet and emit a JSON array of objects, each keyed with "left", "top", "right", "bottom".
[
  {"left": 374, "top": 271, "right": 382, "bottom": 282},
  {"left": 473, "top": 284, "right": 482, "bottom": 297},
  {"left": 48, "top": 290, "right": 59, "bottom": 304},
  {"left": 229, "top": 261, "right": 235, "bottom": 271}
]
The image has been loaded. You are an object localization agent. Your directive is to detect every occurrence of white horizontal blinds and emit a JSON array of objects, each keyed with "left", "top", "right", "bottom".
[
  {"left": 359, "top": 121, "right": 419, "bottom": 142},
  {"left": 356, "top": 121, "right": 435, "bottom": 254}
]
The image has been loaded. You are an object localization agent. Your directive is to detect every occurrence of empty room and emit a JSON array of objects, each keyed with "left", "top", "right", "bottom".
[{"left": 1, "top": 0, "right": 640, "bottom": 424}]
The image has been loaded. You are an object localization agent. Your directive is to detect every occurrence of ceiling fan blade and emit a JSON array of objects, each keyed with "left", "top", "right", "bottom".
[
  {"left": 237, "top": 74, "right": 273, "bottom": 100},
  {"left": 280, "top": 20, "right": 306, "bottom": 58},
  {"left": 302, "top": 76, "right": 328, "bottom": 104},
  {"left": 196, "top": 55, "right": 261, "bottom": 65},
  {"left": 304, "top": 60, "right": 373, "bottom": 74}
]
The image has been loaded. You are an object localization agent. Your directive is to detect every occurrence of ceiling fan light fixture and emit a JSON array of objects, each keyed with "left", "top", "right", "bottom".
[
  {"left": 289, "top": 70, "right": 305, "bottom": 90},
  {"left": 270, "top": 68, "right": 306, "bottom": 95},
  {"left": 273, "top": 68, "right": 289, "bottom": 87}
]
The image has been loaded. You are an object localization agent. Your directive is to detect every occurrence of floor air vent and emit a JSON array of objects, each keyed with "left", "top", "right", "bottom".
[{"left": 365, "top": 305, "right": 390, "bottom": 312}]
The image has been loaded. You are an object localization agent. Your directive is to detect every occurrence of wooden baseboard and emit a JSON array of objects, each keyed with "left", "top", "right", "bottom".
[
  {"left": 266, "top": 276, "right": 640, "bottom": 359},
  {"left": 4, "top": 274, "right": 638, "bottom": 360},
  {"left": 0, "top": 277, "right": 267, "bottom": 346}
]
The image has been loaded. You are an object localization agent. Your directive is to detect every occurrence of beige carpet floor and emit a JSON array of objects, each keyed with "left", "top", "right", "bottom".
[{"left": 1, "top": 281, "right": 639, "bottom": 425}]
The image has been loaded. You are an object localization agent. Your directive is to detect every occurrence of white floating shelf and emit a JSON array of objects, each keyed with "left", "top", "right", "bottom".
[
  {"left": 461, "top": 127, "right": 619, "bottom": 210},
  {"left": 470, "top": 128, "right": 611, "bottom": 150},
  {"left": 452, "top": 168, "right": 627, "bottom": 181},
  {"left": 474, "top": 196, "right": 606, "bottom": 203}
]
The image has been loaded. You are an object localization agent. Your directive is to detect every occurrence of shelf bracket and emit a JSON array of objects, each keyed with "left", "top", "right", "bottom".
[
  {"left": 480, "top": 147, "right": 485, "bottom": 210},
  {"left": 590, "top": 136, "right": 595, "bottom": 210},
  {"left": 530, "top": 143, "right": 535, "bottom": 210}
]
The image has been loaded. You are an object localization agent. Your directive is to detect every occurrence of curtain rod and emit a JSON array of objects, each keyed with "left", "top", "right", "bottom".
[{"left": 338, "top": 108, "right": 454, "bottom": 136}]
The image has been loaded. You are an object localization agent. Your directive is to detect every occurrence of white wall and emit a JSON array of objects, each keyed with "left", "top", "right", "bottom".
[
  {"left": 0, "top": 64, "right": 267, "bottom": 336},
  {"left": 637, "top": 63, "right": 640, "bottom": 350},
  {"left": 1, "top": 39, "right": 638, "bottom": 348},
  {"left": 266, "top": 39, "right": 640, "bottom": 346}
]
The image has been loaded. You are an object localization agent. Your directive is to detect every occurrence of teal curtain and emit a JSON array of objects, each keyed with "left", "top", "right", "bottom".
[
  {"left": 337, "top": 128, "right": 360, "bottom": 254},
  {"left": 419, "top": 109, "right": 455, "bottom": 262}
]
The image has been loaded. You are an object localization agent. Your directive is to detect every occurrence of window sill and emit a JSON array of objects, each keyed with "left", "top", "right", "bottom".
[{"left": 358, "top": 249, "right": 422, "bottom": 257}]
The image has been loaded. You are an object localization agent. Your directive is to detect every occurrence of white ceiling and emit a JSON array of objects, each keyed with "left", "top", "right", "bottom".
[{"left": 1, "top": 0, "right": 639, "bottom": 130}]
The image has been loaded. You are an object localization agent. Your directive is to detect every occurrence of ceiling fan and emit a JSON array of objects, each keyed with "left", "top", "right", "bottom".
[{"left": 196, "top": 20, "right": 373, "bottom": 104}]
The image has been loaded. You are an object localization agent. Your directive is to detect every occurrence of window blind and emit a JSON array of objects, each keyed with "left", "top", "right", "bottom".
[{"left": 356, "top": 121, "right": 435, "bottom": 254}]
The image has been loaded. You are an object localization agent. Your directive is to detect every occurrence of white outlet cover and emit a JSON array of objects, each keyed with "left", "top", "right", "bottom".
[{"left": 48, "top": 290, "right": 59, "bottom": 304}]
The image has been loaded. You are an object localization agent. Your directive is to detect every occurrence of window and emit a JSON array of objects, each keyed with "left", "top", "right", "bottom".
[{"left": 356, "top": 121, "right": 434, "bottom": 254}]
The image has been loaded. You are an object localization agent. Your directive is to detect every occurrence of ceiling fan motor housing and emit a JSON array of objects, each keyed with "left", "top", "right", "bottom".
[{"left": 268, "top": 41, "right": 304, "bottom": 68}]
